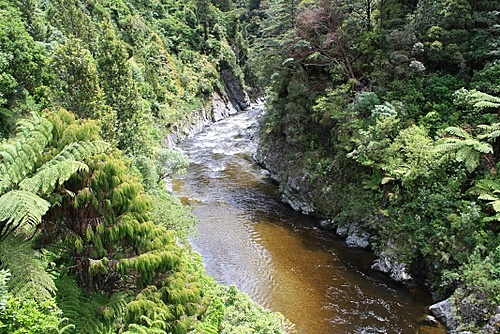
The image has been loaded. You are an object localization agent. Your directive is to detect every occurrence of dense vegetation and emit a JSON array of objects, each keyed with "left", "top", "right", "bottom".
[
  {"left": 2, "top": 0, "right": 499, "bottom": 332},
  {"left": 250, "top": 0, "right": 500, "bottom": 332},
  {"left": 0, "top": 0, "right": 289, "bottom": 333}
]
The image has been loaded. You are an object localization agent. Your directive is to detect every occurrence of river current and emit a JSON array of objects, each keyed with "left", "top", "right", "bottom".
[{"left": 172, "top": 104, "right": 445, "bottom": 334}]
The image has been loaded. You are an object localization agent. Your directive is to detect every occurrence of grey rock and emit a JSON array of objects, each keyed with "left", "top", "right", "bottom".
[
  {"left": 429, "top": 298, "right": 458, "bottom": 330},
  {"left": 221, "top": 69, "right": 250, "bottom": 112},
  {"left": 339, "top": 222, "right": 371, "bottom": 249},
  {"left": 371, "top": 245, "right": 412, "bottom": 282}
]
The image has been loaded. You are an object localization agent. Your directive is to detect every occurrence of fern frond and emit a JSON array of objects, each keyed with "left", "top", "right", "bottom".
[
  {"left": 469, "top": 91, "right": 500, "bottom": 109},
  {"left": 57, "top": 318, "right": 76, "bottom": 334},
  {"left": 18, "top": 141, "right": 109, "bottom": 194},
  {"left": 468, "top": 140, "right": 493, "bottom": 154},
  {"left": 51, "top": 141, "right": 110, "bottom": 164},
  {"left": 0, "top": 235, "right": 57, "bottom": 302},
  {"left": 443, "top": 126, "right": 469, "bottom": 139},
  {"left": 0, "top": 114, "right": 53, "bottom": 192},
  {"left": 478, "top": 193, "right": 498, "bottom": 201},
  {"left": 489, "top": 200, "right": 500, "bottom": 213},
  {"left": 0, "top": 190, "right": 50, "bottom": 238},
  {"left": 16, "top": 114, "right": 53, "bottom": 139},
  {"left": 434, "top": 140, "right": 463, "bottom": 153},
  {"left": 19, "top": 161, "right": 89, "bottom": 194},
  {"left": 474, "top": 179, "right": 500, "bottom": 193}
]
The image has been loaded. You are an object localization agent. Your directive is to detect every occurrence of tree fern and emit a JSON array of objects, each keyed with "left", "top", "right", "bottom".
[
  {"left": 0, "top": 112, "right": 110, "bottom": 240},
  {"left": 0, "top": 114, "right": 53, "bottom": 193},
  {"left": 471, "top": 178, "right": 500, "bottom": 220},
  {"left": 0, "top": 190, "right": 51, "bottom": 238},
  {"left": 0, "top": 235, "right": 56, "bottom": 302},
  {"left": 435, "top": 126, "right": 493, "bottom": 173},
  {"left": 20, "top": 160, "right": 89, "bottom": 194},
  {"left": 478, "top": 123, "right": 500, "bottom": 141},
  {"left": 454, "top": 88, "right": 500, "bottom": 111},
  {"left": 55, "top": 274, "right": 132, "bottom": 333}
]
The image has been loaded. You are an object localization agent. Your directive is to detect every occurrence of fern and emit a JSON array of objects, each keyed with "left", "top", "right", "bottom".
[
  {"left": 20, "top": 160, "right": 89, "bottom": 194},
  {"left": 56, "top": 275, "right": 131, "bottom": 333},
  {"left": 0, "top": 114, "right": 53, "bottom": 193},
  {"left": 0, "top": 190, "right": 51, "bottom": 238},
  {"left": 19, "top": 141, "right": 110, "bottom": 194},
  {"left": 478, "top": 123, "right": 500, "bottom": 141},
  {"left": 435, "top": 126, "right": 493, "bottom": 173},
  {"left": 444, "top": 126, "right": 469, "bottom": 139},
  {"left": 0, "top": 235, "right": 56, "bottom": 302}
]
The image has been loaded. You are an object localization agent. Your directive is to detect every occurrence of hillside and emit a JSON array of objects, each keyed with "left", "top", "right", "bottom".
[
  {"left": 252, "top": 0, "right": 500, "bottom": 332},
  {"left": 0, "top": 0, "right": 288, "bottom": 332}
]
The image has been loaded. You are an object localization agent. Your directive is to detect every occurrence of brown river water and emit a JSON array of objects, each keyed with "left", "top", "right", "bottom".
[{"left": 172, "top": 105, "right": 446, "bottom": 334}]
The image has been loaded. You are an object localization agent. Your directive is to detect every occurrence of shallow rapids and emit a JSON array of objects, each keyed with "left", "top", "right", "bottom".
[{"left": 172, "top": 105, "right": 445, "bottom": 334}]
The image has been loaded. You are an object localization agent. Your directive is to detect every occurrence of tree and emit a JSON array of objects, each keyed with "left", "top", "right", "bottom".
[
  {"left": 96, "top": 25, "right": 154, "bottom": 156},
  {"left": 0, "top": 6, "right": 48, "bottom": 136},
  {"left": 51, "top": 39, "right": 107, "bottom": 119},
  {"left": 435, "top": 126, "right": 493, "bottom": 173},
  {"left": 0, "top": 111, "right": 109, "bottom": 241}
]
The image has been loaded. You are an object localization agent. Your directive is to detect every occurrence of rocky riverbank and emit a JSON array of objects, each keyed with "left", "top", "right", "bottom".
[
  {"left": 253, "top": 127, "right": 485, "bottom": 333},
  {"left": 165, "top": 68, "right": 250, "bottom": 145}
]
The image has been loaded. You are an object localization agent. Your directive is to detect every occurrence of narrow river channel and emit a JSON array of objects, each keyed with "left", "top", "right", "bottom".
[{"left": 172, "top": 105, "right": 445, "bottom": 334}]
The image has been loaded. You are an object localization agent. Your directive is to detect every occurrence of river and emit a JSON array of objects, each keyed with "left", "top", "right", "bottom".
[{"left": 172, "top": 104, "right": 445, "bottom": 334}]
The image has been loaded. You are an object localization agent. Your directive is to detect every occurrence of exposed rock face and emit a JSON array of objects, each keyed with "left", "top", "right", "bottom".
[
  {"left": 211, "top": 91, "right": 238, "bottom": 122},
  {"left": 221, "top": 69, "right": 250, "bottom": 112},
  {"left": 165, "top": 107, "right": 211, "bottom": 145},
  {"left": 166, "top": 70, "right": 250, "bottom": 145},
  {"left": 280, "top": 174, "right": 315, "bottom": 214},
  {"left": 336, "top": 222, "right": 371, "bottom": 249},
  {"left": 429, "top": 298, "right": 458, "bottom": 331},
  {"left": 371, "top": 243, "right": 413, "bottom": 282}
]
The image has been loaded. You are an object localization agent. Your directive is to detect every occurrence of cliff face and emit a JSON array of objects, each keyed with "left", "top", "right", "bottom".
[
  {"left": 166, "top": 69, "right": 250, "bottom": 144},
  {"left": 255, "top": 126, "right": 415, "bottom": 284}
]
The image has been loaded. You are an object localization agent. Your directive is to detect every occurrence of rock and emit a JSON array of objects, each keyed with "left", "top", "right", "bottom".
[
  {"left": 279, "top": 173, "right": 316, "bottom": 215},
  {"left": 417, "top": 314, "right": 439, "bottom": 327},
  {"left": 319, "top": 219, "right": 334, "bottom": 229},
  {"left": 429, "top": 298, "right": 458, "bottom": 330},
  {"left": 339, "top": 222, "right": 371, "bottom": 249},
  {"left": 371, "top": 243, "right": 412, "bottom": 282},
  {"left": 345, "top": 233, "right": 370, "bottom": 248},
  {"left": 211, "top": 92, "right": 230, "bottom": 122},
  {"left": 221, "top": 68, "right": 250, "bottom": 112},
  {"left": 281, "top": 192, "right": 315, "bottom": 215}
]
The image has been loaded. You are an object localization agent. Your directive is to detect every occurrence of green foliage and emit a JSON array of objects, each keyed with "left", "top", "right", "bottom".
[
  {"left": 0, "top": 296, "right": 69, "bottom": 334},
  {"left": 0, "top": 113, "right": 53, "bottom": 192},
  {"left": 0, "top": 236, "right": 56, "bottom": 302},
  {"left": 55, "top": 274, "right": 129, "bottom": 333},
  {"left": 0, "top": 111, "right": 109, "bottom": 240},
  {"left": 0, "top": 4, "right": 49, "bottom": 135},
  {"left": 193, "top": 284, "right": 290, "bottom": 334},
  {"left": 442, "top": 246, "right": 500, "bottom": 330},
  {"left": 50, "top": 39, "right": 107, "bottom": 119},
  {"left": 254, "top": 0, "right": 500, "bottom": 324},
  {"left": 435, "top": 126, "right": 493, "bottom": 173},
  {"left": 148, "top": 189, "right": 197, "bottom": 239}
]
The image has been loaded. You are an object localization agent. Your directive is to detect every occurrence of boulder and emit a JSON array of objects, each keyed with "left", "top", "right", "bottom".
[
  {"left": 336, "top": 222, "right": 371, "bottom": 249},
  {"left": 429, "top": 298, "right": 458, "bottom": 331},
  {"left": 371, "top": 243, "right": 412, "bottom": 282}
]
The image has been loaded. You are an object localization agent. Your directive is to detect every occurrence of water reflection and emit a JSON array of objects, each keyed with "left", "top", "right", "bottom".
[{"left": 172, "top": 106, "right": 445, "bottom": 334}]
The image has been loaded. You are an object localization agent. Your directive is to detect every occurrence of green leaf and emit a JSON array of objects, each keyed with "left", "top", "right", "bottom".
[{"left": 0, "top": 190, "right": 50, "bottom": 237}]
